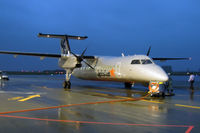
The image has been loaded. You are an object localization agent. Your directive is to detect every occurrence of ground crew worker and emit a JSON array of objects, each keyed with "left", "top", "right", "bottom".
[
  {"left": 188, "top": 73, "right": 195, "bottom": 89},
  {"left": 167, "top": 76, "right": 173, "bottom": 93},
  {"left": 165, "top": 74, "right": 173, "bottom": 95}
]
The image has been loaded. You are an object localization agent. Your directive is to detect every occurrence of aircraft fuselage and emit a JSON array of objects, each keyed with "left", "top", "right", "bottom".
[{"left": 72, "top": 55, "right": 169, "bottom": 84}]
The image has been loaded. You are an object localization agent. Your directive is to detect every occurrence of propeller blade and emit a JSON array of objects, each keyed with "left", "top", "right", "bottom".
[
  {"left": 70, "top": 51, "right": 78, "bottom": 58},
  {"left": 146, "top": 46, "right": 151, "bottom": 56},
  {"left": 83, "top": 60, "right": 94, "bottom": 69},
  {"left": 71, "top": 51, "right": 94, "bottom": 69},
  {"left": 81, "top": 48, "right": 87, "bottom": 58},
  {"left": 71, "top": 48, "right": 88, "bottom": 62}
]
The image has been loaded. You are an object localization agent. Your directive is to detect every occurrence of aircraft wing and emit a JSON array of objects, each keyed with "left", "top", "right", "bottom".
[
  {"left": 0, "top": 51, "right": 61, "bottom": 58},
  {"left": 152, "top": 57, "right": 191, "bottom": 61},
  {"left": 0, "top": 51, "right": 95, "bottom": 59}
]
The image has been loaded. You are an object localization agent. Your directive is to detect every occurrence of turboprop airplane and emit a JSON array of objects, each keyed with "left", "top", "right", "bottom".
[{"left": 0, "top": 33, "right": 190, "bottom": 96}]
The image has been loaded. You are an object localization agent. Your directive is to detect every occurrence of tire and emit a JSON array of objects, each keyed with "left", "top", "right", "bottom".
[
  {"left": 124, "top": 82, "right": 132, "bottom": 88},
  {"left": 63, "top": 81, "right": 71, "bottom": 89}
]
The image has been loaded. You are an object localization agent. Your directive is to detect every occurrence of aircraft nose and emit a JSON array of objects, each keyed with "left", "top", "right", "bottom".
[
  {"left": 151, "top": 65, "right": 169, "bottom": 81},
  {"left": 156, "top": 70, "right": 169, "bottom": 81},
  {"left": 139, "top": 65, "right": 168, "bottom": 82}
]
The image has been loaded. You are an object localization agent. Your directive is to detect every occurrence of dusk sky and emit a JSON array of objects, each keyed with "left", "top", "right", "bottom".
[{"left": 0, "top": 0, "right": 200, "bottom": 71}]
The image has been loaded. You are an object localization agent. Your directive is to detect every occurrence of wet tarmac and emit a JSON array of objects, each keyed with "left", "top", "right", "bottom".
[{"left": 0, "top": 75, "right": 199, "bottom": 133}]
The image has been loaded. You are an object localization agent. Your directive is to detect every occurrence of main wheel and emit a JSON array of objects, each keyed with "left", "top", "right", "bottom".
[{"left": 124, "top": 82, "right": 132, "bottom": 89}]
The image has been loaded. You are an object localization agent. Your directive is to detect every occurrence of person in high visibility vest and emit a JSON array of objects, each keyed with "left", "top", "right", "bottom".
[{"left": 188, "top": 73, "right": 195, "bottom": 89}]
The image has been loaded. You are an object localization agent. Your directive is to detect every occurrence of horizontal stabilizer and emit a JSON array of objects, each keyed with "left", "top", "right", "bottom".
[
  {"left": 152, "top": 57, "right": 191, "bottom": 61},
  {"left": 38, "top": 33, "right": 88, "bottom": 40}
]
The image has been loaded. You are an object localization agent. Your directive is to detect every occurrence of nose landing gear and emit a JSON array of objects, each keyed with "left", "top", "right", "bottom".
[
  {"left": 63, "top": 81, "right": 71, "bottom": 89},
  {"left": 63, "top": 69, "right": 73, "bottom": 90}
]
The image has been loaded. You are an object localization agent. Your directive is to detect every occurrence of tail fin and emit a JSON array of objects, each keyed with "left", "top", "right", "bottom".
[
  {"left": 38, "top": 33, "right": 88, "bottom": 55},
  {"left": 146, "top": 46, "right": 151, "bottom": 56}
]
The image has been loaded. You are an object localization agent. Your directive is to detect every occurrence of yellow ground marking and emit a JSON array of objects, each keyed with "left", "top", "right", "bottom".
[
  {"left": 175, "top": 104, "right": 200, "bottom": 109},
  {"left": 18, "top": 95, "right": 40, "bottom": 102},
  {"left": 91, "top": 92, "right": 109, "bottom": 97},
  {"left": 141, "top": 100, "right": 163, "bottom": 104},
  {"left": 90, "top": 92, "right": 164, "bottom": 104},
  {"left": 8, "top": 97, "right": 24, "bottom": 101}
]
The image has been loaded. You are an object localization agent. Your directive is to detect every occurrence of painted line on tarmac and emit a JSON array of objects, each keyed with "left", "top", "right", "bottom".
[
  {"left": 18, "top": 95, "right": 40, "bottom": 102},
  {"left": 8, "top": 95, "right": 41, "bottom": 102},
  {"left": 141, "top": 101, "right": 200, "bottom": 109},
  {"left": 141, "top": 100, "right": 163, "bottom": 104},
  {"left": 8, "top": 97, "right": 24, "bottom": 101},
  {"left": 0, "top": 94, "right": 150, "bottom": 115},
  {"left": 0, "top": 91, "right": 46, "bottom": 95},
  {"left": 0, "top": 115, "right": 194, "bottom": 133},
  {"left": 91, "top": 92, "right": 163, "bottom": 104},
  {"left": 176, "top": 95, "right": 200, "bottom": 97},
  {"left": 91, "top": 92, "right": 149, "bottom": 100},
  {"left": 84, "top": 91, "right": 199, "bottom": 109},
  {"left": 175, "top": 104, "right": 200, "bottom": 109},
  {"left": 0, "top": 93, "right": 195, "bottom": 133}
]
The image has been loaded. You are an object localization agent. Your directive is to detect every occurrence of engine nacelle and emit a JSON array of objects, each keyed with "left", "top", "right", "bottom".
[{"left": 58, "top": 56, "right": 80, "bottom": 69}]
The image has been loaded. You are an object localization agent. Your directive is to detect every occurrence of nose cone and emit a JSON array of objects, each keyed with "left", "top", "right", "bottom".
[
  {"left": 150, "top": 65, "right": 169, "bottom": 81},
  {"left": 135, "top": 65, "right": 169, "bottom": 82},
  {"left": 156, "top": 69, "right": 169, "bottom": 81}
]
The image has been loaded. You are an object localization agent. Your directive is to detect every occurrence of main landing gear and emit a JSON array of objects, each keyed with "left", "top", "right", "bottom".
[
  {"left": 124, "top": 82, "right": 134, "bottom": 89},
  {"left": 124, "top": 82, "right": 132, "bottom": 88},
  {"left": 63, "top": 69, "right": 72, "bottom": 90}
]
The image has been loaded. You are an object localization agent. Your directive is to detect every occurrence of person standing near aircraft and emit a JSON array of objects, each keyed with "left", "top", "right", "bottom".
[
  {"left": 188, "top": 73, "right": 195, "bottom": 89},
  {"left": 166, "top": 75, "right": 173, "bottom": 95}
]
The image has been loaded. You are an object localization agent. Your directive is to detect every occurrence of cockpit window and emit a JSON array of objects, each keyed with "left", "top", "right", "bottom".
[
  {"left": 141, "top": 59, "right": 152, "bottom": 64},
  {"left": 131, "top": 60, "right": 140, "bottom": 64}
]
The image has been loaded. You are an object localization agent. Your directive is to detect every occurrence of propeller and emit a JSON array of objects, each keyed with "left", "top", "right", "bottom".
[
  {"left": 146, "top": 46, "right": 151, "bottom": 56},
  {"left": 71, "top": 48, "right": 94, "bottom": 69}
]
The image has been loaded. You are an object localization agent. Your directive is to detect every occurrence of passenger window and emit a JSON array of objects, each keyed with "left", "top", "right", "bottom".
[
  {"left": 141, "top": 59, "right": 152, "bottom": 64},
  {"left": 131, "top": 60, "right": 140, "bottom": 64}
]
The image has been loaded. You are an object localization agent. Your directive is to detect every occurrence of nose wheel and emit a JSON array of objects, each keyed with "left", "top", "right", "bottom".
[{"left": 63, "top": 81, "right": 71, "bottom": 89}]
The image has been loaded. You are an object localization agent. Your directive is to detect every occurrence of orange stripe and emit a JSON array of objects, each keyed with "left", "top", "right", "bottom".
[
  {"left": 0, "top": 115, "right": 194, "bottom": 133},
  {"left": 0, "top": 94, "right": 150, "bottom": 115}
]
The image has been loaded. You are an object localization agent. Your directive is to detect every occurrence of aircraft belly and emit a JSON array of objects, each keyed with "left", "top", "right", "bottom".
[
  {"left": 73, "top": 69, "right": 122, "bottom": 81},
  {"left": 73, "top": 70, "right": 134, "bottom": 83},
  {"left": 73, "top": 70, "right": 97, "bottom": 80}
]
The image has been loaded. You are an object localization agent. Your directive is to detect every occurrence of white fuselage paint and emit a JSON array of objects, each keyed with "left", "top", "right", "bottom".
[{"left": 72, "top": 55, "right": 169, "bottom": 84}]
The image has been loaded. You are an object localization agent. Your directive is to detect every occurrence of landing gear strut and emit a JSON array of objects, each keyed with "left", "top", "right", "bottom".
[{"left": 63, "top": 69, "right": 73, "bottom": 90}]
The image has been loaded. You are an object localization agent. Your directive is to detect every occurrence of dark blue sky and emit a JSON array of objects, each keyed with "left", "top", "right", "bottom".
[{"left": 0, "top": 0, "right": 200, "bottom": 71}]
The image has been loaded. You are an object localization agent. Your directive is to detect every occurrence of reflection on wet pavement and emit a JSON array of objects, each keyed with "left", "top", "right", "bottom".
[{"left": 0, "top": 75, "right": 199, "bottom": 133}]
